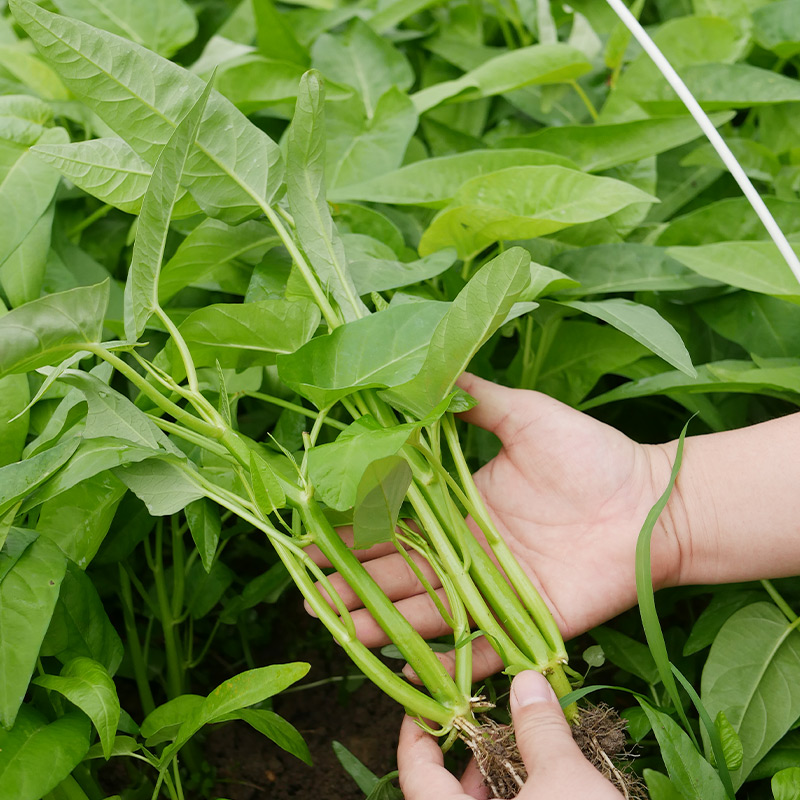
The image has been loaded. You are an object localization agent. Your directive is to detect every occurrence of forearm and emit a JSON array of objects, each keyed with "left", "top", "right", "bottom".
[{"left": 659, "top": 412, "right": 800, "bottom": 587}]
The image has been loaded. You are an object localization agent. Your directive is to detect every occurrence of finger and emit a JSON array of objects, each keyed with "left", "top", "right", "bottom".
[
  {"left": 456, "top": 373, "right": 522, "bottom": 440},
  {"left": 510, "top": 671, "right": 585, "bottom": 772},
  {"left": 403, "top": 636, "right": 504, "bottom": 685},
  {"left": 305, "top": 527, "right": 397, "bottom": 568},
  {"left": 398, "top": 716, "right": 472, "bottom": 800},
  {"left": 344, "top": 588, "right": 455, "bottom": 648},
  {"left": 460, "top": 758, "right": 491, "bottom": 799}
]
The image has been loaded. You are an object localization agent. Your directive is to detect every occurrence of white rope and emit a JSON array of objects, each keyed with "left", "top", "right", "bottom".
[{"left": 604, "top": 0, "right": 800, "bottom": 284}]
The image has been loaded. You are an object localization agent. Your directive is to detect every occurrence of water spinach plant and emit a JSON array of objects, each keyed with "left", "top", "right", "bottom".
[{"left": 3, "top": 0, "right": 800, "bottom": 798}]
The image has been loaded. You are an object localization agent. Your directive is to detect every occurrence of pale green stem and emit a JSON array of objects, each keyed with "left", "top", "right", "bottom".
[
  {"left": 570, "top": 79, "right": 599, "bottom": 121},
  {"left": 762, "top": 579, "right": 798, "bottom": 622},
  {"left": 245, "top": 391, "right": 347, "bottom": 430},
  {"left": 155, "top": 307, "right": 200, "bottom": 397}
]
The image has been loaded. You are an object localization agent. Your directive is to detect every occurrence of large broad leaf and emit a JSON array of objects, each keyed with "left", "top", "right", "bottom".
[
  {"left": 36, "top": 472, "right": 127, "bottom": 568},
  {"left": 40, "top": 563, "right": 123, "bottom": 675},
  {"left": 31, "top": 137, "right": 201, "bottom": 217},
  {"left": 177, "top": 299, "right": 320, "bottom": 369},
  {"left": 311, "top": 18, "right": 412, "bottom": 117},
  {"left": 501, "top": 114, "right": 733, "bottom": 172},
  {"left": 286, "top": 70, "right": 368, "bottom": 322},
  {"left": 696, "top": 292, "right": 800, "bottom": 359},
  {"left": 33, "top": 657, "right": 120, "bottom": 760},
  {"left": 159, "top": 218, "right": 278, "bottom": 303},
  {"left": 639, "top": 702, "right": 728, "bottom": 800},
  {"left": 161, "top": 663, "right": 309, "bottom": 763},
  {"left": 0, "top": 281, "right": 109, "bottom": 378},
  {"left": 277, "top": 300, "right": 450, "bottom": 409},
  {"left": 381, "top": 248, "right": 531, "bottom": 417},
  {"left": 411, "top": 43, "right": 592, "bottom": 112},
  {"left": 307, "top": 417, "right": 418, "bottom": 511},
  {"left": 753, "top": 1, "right": 800, "bottom": 59},
  {"left": 0, "top": 126, "right": 66, "bottom": 268},
  {"left": 325, "top": 87, "right": 418, "bottom": 190},
  {"left": 329, "top": 148, "right": 578, "bottom": 206},
  {"left": 0, "top": 706, "right": 90, "bottom": 800},
  {"left": 551, "top": 244, "right": 718, "bottom": 296},
  {"left": 114, "top": 458, "right": 204, "bottom": 516},
  {"left": 560, "top": 299, "right": 696, "bottom": 376},
  {"left": 9, "top": 0, "right": 284, "bottom": 223},
  {"left": 352, "top": 456, "right": 412, "bottom": 549},
  {"left": 0, "top": 537, "right": 66, "bottom": 728},
  {"left": 668, "top": 242, "right": 800, "bottom": 301},
  {"left": 702, "top": 602, "right": 800, "bottom": 786},
  {"left": 51, "top": 0, "right": 197, "bottom": 58},
  {"left": 124, "top": 78, "right": 212, "bottom": 341},
  {"left": 419, "top": 166, "right": 656, "bottom": 259}
]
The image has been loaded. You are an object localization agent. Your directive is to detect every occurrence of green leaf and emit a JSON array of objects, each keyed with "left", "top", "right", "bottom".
[
  {"left": 0, "top": 706, "right": 90, "bottom": 799},
  {"left": 277, "top": 301, "right": 450, "bottom": 409},
  {"left": 344, "top": 237, "right": 456, "bottom": 294},
  {"left": 51, "top": 0, "right": 197, "bottom": 58},
  {"left": 412, "top": 43, "right": 591, "bottom": 112},
  {"left": 0, "top": 202, "right": 53, "bottom": 309},
  {"left": 141, "top": 694, "right": 204, "bottom": 745},
  {"left": 36, "top": 471, "right": 127, "bottom": 567},
  {"left": 33, "top": 657, "right": 120, "bottom": 760},
  {"left": 0, "top": 536, "right": 66, "bottom": 727},
  {"left": 253, "top": 0, "right": 308, "bottom": 66},
  {"left": 0, "top": 438, "right": 80, "bottom": 518},
  {"left": 176, "top": 299, "right": 320, "bottom": 370},
  {"left": 40, "top": 563, "right": 123, "bottom": 675},
  {"left": 31, "top": 137, "right": 200, "bottom": 217},
  {"left": 551, "top": 244, "right": 716, "bottom": 296},
  {"left": 185, "top": 498, "right": 220, "bottom": 573},
  {"left": 312, "top": 18, "right": 412, "bottom": 117},
  {"left": 0, "top": 304, "right": 29, "bottom": 467},
  {"left": 684, "top": 590, "right": 767, "bottom": 657},
  {"left": 773, "top": 767, "right": 800, "bottom": 800},
  {"left": 185, "top": 559, "right": 234, "bottom": 619},
  {"left": 9, "top": 0, "right": 284, "bottom": 223},
  {"left": 419, "top": 166, "right": 656, "bottom": 259},
  {"left": 702, "top": 602, "right": 800, "bottom": 785},
  {"left": 158, "top": 218, "right": 279, "bottom": 303},
  {"left": 332, "top": 740, "right": 380, "bottom": 795},
  {"left": 286, "top": 70, "right": 368, "bottom": 322},
  {"left": 591, "top": 627, "right": 660, "bottom": 685},
  {"left": 124, "top": 77, "right": 213, "bottom": 341},
  {"left": 505, "top": 113, "right": 733, "bottom": 172},
  {"left": 639, "top": 702, "right": 728, "bottom": 800},
  {"left": 750, "top": 732, "right": 800, "bottom": 782},
  {"left": 114, "top": 458, "right": 204, "bottom": 516},
  {"left": 560, "top": 298, "right": 696, "bottom": 377},
  {"left": 0, "top": 281, "right": 109, "bottom": 378},
  {"left": 250, "top": 451, "right": 286, "bottom": 518},
  {"left": 353, "top": 456, "right": 412, "bottom": 549},
  {"left": 0, "top": 126, "right": 66, "bottom": 268},
  {"left": 382, "top": 248, "right": 531, "bottom": 417},
  {"left": 753, "top": 1, "right": 800, "bottom": 59},
  {"left": 668, "top": 243, "right": 800, "bottom": 301},
  {"left": 236, "top": 708, "right": 311, "bottom": 766},
  {"left": 307, "top": 417, "right": 417, "bottom": 511},
  {"left": 162, "top": 663, "right": 310, "bottom": 763},
  {"left": 330, "top": 148, "right": 577, "bottom": 206},
  {"left": 643, "top": 769, "right": 685, "bottom": 800},
  {"left": 715, "top": 710, "right": 744, "bottom": 772}
]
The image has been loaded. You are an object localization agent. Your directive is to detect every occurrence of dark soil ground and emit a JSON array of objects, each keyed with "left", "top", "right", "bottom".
[{"left": 205, "top": 601, "right": 404, "bottom": 800}]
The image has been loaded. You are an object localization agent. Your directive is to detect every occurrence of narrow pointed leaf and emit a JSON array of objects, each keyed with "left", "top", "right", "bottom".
[
  {"left": 185, "top": 499, "right": 221, "bottom": 574},
  {"left": 286, "top": 70, "right": 368, "bottom": 322},
  {"left": 250, "top": 451, "right": 286, "bottom": 517},
  {"left": 124, "top": 78, "right": 213, "bottom": 341}
]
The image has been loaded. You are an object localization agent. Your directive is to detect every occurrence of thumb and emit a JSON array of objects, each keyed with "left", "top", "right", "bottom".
[{"left": 510, "top": 671, "right": 583, "bottom": 773}]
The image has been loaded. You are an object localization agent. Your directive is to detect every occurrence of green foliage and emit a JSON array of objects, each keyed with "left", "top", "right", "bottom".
[{"left": 1, "top": 0, "right": 800, "bottom": 796}]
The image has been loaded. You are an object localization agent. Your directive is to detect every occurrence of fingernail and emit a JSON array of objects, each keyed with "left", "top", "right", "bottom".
[
  {"left": 511, "top": 671, "right": 557, "bottom": 710},
  {"left": 303, "top": 599, "right": 317, "bottom": 618}
]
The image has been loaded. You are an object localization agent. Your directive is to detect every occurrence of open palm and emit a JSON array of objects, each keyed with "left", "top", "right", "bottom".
[{"left": 310, "top": 374, "right": 680, "bottom": 679}]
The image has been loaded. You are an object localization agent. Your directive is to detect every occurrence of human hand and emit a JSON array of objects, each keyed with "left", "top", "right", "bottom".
[
  {"left": 398, "top": 671, "right": 624, "bottom": 800},
  {"left": 310, "top": 374, "right": 682, "bottom": 679}
]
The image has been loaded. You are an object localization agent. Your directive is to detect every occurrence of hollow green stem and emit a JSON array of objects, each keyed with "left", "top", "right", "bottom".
[
  {"left": 67, "top": 203, "right": 112, "bottom": 238},
  {"left": 442, "top": 415, "right": 567, "bottom": 661},
  {"left": 762, "top": 579, "right": 798, "bottom": 622},
  {"left": 570, "top": 79, "right": 599, "bottom": 121},
  {"left": 152, "top": 520, "right": 184, "bottom": 699},
  {"left": 245, "top": 391, "right": 347, "bottom": 430},
  {"left": 155, "top": 307, "right": 200, "bottom": 397},
  {"left": 150, "top": 417, "right": 235, "bottom": 461}
]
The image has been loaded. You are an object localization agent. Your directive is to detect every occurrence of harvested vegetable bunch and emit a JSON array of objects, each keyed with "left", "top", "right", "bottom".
[{"left": 0, "top": 1, "right": 670, "bottom": 795}]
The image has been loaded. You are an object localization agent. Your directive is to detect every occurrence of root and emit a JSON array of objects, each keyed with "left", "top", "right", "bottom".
[{"left": 455, "top": 703, "right": 648, "bottom": 800}]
